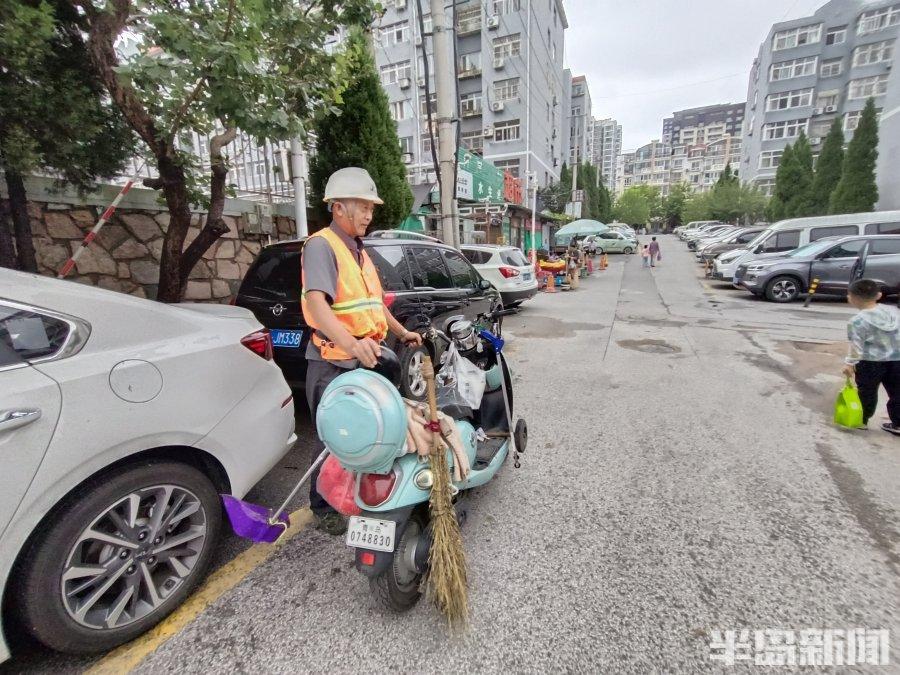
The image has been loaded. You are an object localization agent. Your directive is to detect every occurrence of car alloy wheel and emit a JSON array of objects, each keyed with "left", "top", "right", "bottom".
[
  {"left": 61, "top": 485, "right": 208, "bottom": 630},
  {"left": 767, "top": 277, "right": 800, "bottom": 303},
  {"left": 406, "top": 349, "right": 426, "bottom": 398}
]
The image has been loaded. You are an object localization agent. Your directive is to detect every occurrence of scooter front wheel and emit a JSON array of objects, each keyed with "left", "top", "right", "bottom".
[{"left": 370, "top": 512, "right": 426, "bottom": 612}]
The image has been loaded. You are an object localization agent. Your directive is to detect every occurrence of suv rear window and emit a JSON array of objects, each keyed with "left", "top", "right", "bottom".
[
  {"left": 499, "top": 249, "right": 528, "bottom": 266},
  {"left": 407, "top": 246, "right": 453, "bottom": 289},
  {"left": 240, "top": 248, "right": 300, "bottom": 299},
  {"left": 462, "top": 249, "right": 492, "bottom": 265}
]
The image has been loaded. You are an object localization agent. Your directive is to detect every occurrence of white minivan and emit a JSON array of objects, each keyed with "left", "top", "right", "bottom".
[{"left": 713, "top": 211, "right": 900, "bottom": 283}]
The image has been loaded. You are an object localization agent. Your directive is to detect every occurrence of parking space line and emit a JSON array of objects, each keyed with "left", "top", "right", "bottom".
[{"left": 85, "top": 507, "right": 314, "bottom": 675}]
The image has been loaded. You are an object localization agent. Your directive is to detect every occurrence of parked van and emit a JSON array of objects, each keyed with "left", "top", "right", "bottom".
[{"left": 713, "top": 211, "right": 900, "bottom": 283}]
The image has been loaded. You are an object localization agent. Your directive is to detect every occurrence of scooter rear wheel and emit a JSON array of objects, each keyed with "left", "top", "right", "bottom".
[{"left": 370, "top": 512, "right": 426, "bottom": 612}]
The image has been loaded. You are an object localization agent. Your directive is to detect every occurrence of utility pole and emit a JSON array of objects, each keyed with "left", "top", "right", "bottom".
[
  {"left": 529, "top": 172, "right": 538, "bottom": 265},
  {"left": 430, "top": 0, "right": 458, "bottom": 246},
  {"left": 290, "top": 138, "right": 308, "bottom": 237}
]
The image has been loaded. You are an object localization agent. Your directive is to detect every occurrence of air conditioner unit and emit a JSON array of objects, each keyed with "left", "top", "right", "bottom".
[
  {"left": 395, "top": 0, "right": 407, "bottom": 10},
  {"left": 825, "top": 105, "right": 837, "bottom": 113},
  {"left": 491, "top": 101, "right": 504, "bottom": 112},
  {"left": 493, "top": 57, "right": 505, "bottom": 69},
  {"left": 399, "top": 77, "right": 411, "bottom": 89},
  {"left": 483, "top": 126, "right": 494, "bottom": 137},
  {"left": 813, "top": 107, "right": 824, "bottom": 115},
  {"left": 487, "top": 15, "right": 500, "bottom": 29},
  {"left": 246, "top": 202, "right": 273, "bottom": 234},
  {"left": 810, "top": 136, "right": 822, "bottom": 145},
  {"left": 402, "top": 152, "right": 414, "bottom": 164},
  {"left": 417, "top": 77, "right": 426, "bottom": 88},
  {"left": 415, "top": 35, "right": 422, "bottom": 46}
]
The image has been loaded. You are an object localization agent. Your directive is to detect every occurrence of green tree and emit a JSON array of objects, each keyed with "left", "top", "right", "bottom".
[
  {"left": 783, "top": 132, "right": 816, "bottom": 217},
  {"left": 0, "top": 0, "right": 132, "bottom": 271},
  {"left": 768, "top": 143, "right": 794, "bottom": 221},
  {"left": 715, "top": 162, "right": 739, "bottom": 188},
  {"left": 682, "top": 192, "right": 711, "bottom": 224},
  {"left": 830, "top": 98, "right": 879, "bottom": 214},
  {"left": 613, "top": 185, "right": 661, "bottom": 226},
  {"left": 310, "top": 32, "right": 412, "bottom": 231},
  {"left": 810, "top": 118, "right": 844, "bottom": 214},
  {"left": 664, "top": 182, "right": 691, "bottom": 229},
  {"left": 71, "top": 0, "right": 375, "bottom": 301}
]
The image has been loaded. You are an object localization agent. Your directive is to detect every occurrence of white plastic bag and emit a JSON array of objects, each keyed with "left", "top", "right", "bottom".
[{"left": 437, "top": 342, "right": 486, "bottom": 410}]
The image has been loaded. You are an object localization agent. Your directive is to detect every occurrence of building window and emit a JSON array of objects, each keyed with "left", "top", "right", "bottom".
[
  {"left": 857, "top": 4, "right": 900, "bottom": 35},
  {"left": 759, "top": 150, "right": 783, "bottom": 169},
  {"left": 494, "top": 119, "right": 520, "bottom": 142},
  {"left": 852, "top": 40, "right": 895, "bottom": 67},
  {"left": 844, "top": 107, "right": 882, "bottom": 131},
  {"left": 420, "top": 133, "right": 434, "bottom": 156},
  {"left": 572, "top": 85, "right": 584, "bottom": 97},
  {"left": 816, "top": 90, "right": 840, "bottom": 109},
  {"left": 492, "top": 0, "right": 521, "bottom": 14},
  {"left": 380, "top": 61, "right": 411, "bottom": 86},
  {"left": 848, "top": 74, "right": 889, "bottom": 99},
  {"left": 493, "top": 77, "right": 520, "bottom": 102},
  {"left": 456, "top": 5, "right": 481, "bottom": 34},
  {"left": 398, "top": 136, "right": 413, "bottom": 154},
  {"left": 419, "top": 93, "right": 437, "bottom": 116},
  {"left": 495, "top": 158, "right": 520, "bottom": 176},
  {"left": 419, "top": 14, "right": 433, "bottom": 35},
  {"left": 571, "top": 106, "right": 582, "bottom": 116},
  {"left": 826, "top": 26, "right": 847, "bottom": 44},
  {"left": 765, "top": 88, "right": 814, "bottom": 111},
  {"left": 772, "top": 23, "right": 822, "bottom": 50},
  {"left": 458, "top": 52, "right": 482, "bottom": 75},
  {"left": 770, "top": 56, "right": 818, "bottom": 81},
  {"left": 389, "top": 100, "right": 410, "bottom": 121},
  {"left": 820, "top": 58, "right": 843, "bottom": 78},
  {"left": 461, "top": 130, "right": 484, "bottom": 153},
  {"left": 460, "top": 93, "right": 483, "bottom": 116},
  {"left": 380, "top": 21, "right": 409, "bottom": 46},
  {"left": 763, "top": 118, "right": 808, "bottom": 140},
  {"left": 493, "top": 34, "right": 521, "bottom": 59}
]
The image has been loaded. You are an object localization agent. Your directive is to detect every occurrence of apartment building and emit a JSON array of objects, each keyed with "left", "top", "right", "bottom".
[
  {"left": 373, "top": 0, "right": 569, "bottom": 191},
  {"left": 614, "top": 140, "right": 672, "bottom": 196},
  {"left": 568, "top": 74, "right": 592, "bottom": 165},
  {"left": 662, "top": 103, "right": 745, "bottom": 146},
  {"left": 742, "top": 0, "right": 900, "bottom": 193},
  {"left": 590, "top": 118, "right": 623, "bottom": 189}
]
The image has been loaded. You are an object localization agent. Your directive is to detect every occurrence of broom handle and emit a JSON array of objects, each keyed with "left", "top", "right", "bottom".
[
  {"left": 421, "top": 355, "right": 441, "bottom": 455},
  {"left": 268, "top": 448, "right": 329, "bottom": 524}
]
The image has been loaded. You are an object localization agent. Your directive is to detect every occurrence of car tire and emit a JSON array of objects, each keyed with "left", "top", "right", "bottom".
[
  {"left": 765, "top": 276, "right": 802, "bottom": 303},
  {"left": 596, "top": 247, "right": 604, "bottom": 255},
  {"left": 14, "top": 460, "right": 221, "bottom": 655},
  {"left": 623, "top": 247, "right": 634, "bottom": 255},
  {"left": 400, "top": 344, "right": 429, "bottom": 401}
]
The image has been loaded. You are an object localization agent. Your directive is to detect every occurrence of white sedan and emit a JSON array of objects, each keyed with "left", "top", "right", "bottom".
[{"left": 0, "top": 268, "right": 296, "bottom": 659}]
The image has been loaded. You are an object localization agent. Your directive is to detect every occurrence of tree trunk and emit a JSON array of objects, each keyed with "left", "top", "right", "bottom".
[
  {"left": 0, "top": 198, "right": 17, "bottom": 270},
  {"left": 6, "top": 171, "right": 37, "bottom": 272},
  {"left": 155, "top": 155, "right": 193, "bottom": 302}
]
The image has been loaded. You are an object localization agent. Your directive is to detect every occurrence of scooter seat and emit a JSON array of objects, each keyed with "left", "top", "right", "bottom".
[{"left": 440, "top": 403, "right": 473, "bottom": 421}]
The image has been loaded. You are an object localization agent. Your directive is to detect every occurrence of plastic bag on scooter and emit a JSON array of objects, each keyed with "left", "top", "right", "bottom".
[
  {"left": 437, "top": 342, "right": 486, "bottom": 410},
  {"left": 315, "top": 454, "right": 361, "bottom": 517}
]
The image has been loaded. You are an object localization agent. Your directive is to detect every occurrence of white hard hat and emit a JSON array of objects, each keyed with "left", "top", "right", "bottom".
[{"left": 323, "top": 167, "right": 384, "bottom": 205}]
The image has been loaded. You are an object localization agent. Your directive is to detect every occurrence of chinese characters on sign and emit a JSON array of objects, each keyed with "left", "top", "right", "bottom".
[
  {"left": 457, "top": 148, "right": 504, "bottom": 203},
  {"left": 709, "top": 628, "right": 890, "bottom": 667}
]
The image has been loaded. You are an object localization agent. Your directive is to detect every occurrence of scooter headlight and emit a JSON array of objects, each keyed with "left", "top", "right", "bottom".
[{"left": 413, "top": 469, "right": 434, "bottom": 490}]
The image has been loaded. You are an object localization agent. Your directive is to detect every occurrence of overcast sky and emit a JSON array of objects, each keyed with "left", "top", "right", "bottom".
[{"left": 564, "top": 0, "right": 829, "bottom": 149}]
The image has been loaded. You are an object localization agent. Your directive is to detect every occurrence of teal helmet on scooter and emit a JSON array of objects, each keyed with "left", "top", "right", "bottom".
[{"left": 316, "top": 349, "right": 408, "bottom": 475}]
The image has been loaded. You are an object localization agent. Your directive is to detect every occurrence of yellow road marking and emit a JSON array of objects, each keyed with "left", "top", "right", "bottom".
[{"left": 85, "top": 507, "right": 314, "bottom": 675}]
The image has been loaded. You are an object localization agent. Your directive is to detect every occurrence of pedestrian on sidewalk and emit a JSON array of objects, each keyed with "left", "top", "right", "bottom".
[
  {"left": 641, "top": 244, "right": 651, "bottom": 268},
  {"left": 841, "top": 279, "right": 900, "bottom": 435},
  {"left": 648, "top": 236, "right": 661, "bottom": 268}
]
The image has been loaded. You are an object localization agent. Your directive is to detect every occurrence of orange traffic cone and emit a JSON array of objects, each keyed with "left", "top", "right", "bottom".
[
  {"left": 586, "top": 257, "right": 593, "bottom": 274},
  {"left": 602, "top": 253, "right": 609, "bottom": 270},
  {"left": 544, "top": 272, "right": 556, "bottom": 293}
]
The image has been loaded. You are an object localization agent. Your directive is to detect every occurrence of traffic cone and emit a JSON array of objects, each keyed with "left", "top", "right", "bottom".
[
  {"left": 603, "top": 253, "right": 609, "bottom": 269},
  {"left": 586, "top": 257, "right": 593, "bottom": 274},
  {"left": 544, "top": 272, "right": 556, "bottom": 293}
]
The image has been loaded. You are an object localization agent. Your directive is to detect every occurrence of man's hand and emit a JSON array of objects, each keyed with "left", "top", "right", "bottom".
[
  {"left": 349, "top": 337, "right": 382, "bottom": 368},
  {"left": 842, "top": 363, "right": 856, "bottom": 379},
  {"left": 401, "top": 330, "right": 423, "bottom": 347}
]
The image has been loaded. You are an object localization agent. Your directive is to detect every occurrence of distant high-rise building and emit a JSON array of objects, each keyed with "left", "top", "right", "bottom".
[
  {"left": 742, "top": 0, "right": 900, "bottom": 194},
  {"left": 615, "top": 140, "right": 671, "bottom": 196},
  {"left": 590, "top": 118, "right": 622, "bottom": 189},
  {"left": 568, "top": 74, "right": 592, "bottom": 166},
  {"left": 371, "top": 0, "right": 569, "bottom": 189},
  {"left": 665, "top": 102, "right": 746, "bottom": 192}
]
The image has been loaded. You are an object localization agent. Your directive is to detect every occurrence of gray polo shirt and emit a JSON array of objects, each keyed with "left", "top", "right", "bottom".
[{"left": 302, "top": 223, "right": 366, "bottom": 368}]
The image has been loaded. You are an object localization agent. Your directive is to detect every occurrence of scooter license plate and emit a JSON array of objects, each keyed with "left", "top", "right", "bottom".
[{"left": 346, "top": 516, "right": 397, "bottom": 553}]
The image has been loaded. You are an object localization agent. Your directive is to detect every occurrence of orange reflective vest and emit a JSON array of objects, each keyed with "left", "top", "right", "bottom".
[{"left": 300, "top": 227, "right": 388, "bottom": 361}]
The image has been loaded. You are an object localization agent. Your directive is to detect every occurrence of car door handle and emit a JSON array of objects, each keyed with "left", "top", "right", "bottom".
[{"left": 0, "top": 408, "right": 42, "bottom": 433}]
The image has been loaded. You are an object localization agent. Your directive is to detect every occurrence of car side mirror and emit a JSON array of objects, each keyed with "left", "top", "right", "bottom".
[{"left": 479, "top": 278, "right": 492, "bottom": 291}]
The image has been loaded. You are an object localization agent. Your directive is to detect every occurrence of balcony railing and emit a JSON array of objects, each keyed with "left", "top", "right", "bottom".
[{"left": 457, "top": 16, "right": 482, "bottom": 35}]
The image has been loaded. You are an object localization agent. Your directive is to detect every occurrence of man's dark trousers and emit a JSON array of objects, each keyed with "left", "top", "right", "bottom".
[
  {"left": 855, "top": 360, "right": 900, "bottom": 425},
  {"left": 306, "top": 359, "right": 351, "bottom": 516}
]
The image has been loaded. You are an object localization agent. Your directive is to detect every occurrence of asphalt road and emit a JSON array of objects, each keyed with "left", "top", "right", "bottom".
[{"left": 5, "top": 235, "right": 898, "bottom": 672}]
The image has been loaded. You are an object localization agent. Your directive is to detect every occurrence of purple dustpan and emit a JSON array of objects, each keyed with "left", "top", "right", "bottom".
[{"left": 221, "top": 495, "right": 290, "bottom": 544}]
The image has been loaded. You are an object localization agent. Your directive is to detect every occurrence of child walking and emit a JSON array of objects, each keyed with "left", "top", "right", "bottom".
[
  {"left": 842, "top": 279, "right": 900, "bottom": 435},
  {"left": 641, "top": 244, "right": 651, "bottom": 268}
]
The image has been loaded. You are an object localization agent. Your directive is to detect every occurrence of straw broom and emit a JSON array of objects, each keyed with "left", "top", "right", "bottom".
[{"left": 420, "top": 355, "right": 468, "bottom": 629}]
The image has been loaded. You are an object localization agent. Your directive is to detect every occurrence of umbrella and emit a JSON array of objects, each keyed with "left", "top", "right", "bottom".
[{"left": 554, "top": 219, "right": 608, "bottom": 246}]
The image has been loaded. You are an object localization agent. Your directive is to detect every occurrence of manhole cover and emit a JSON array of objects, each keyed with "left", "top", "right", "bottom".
[{"left": 617, "top": 339, "right": 682, "bottom": 354}]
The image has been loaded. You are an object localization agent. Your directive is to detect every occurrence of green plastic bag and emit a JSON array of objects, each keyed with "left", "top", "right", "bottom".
[{"left": 834, "top": 378, "right": 864, "bottom": 428}]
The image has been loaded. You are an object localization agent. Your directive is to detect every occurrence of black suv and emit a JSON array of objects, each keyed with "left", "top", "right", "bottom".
[{"left": 234, "top": 235, "right": 501, "bottom": 399}]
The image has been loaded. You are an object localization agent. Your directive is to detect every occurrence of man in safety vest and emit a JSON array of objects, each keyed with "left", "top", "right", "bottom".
[{"left": 302, "top": 167, "right": 423, "bottom": 535}]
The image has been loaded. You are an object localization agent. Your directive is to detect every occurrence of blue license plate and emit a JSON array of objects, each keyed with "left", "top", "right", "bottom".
[
  {"left": 523, "top": 273, "right": 532, "bottom": 281},
  {"left": 271, "top": 329, "right": 303, "bottom": 348}
]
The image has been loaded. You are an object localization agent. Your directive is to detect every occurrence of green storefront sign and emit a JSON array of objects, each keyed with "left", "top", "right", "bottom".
[{"left": 456, "top": 149, "right": 504, "bottom": 203}]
